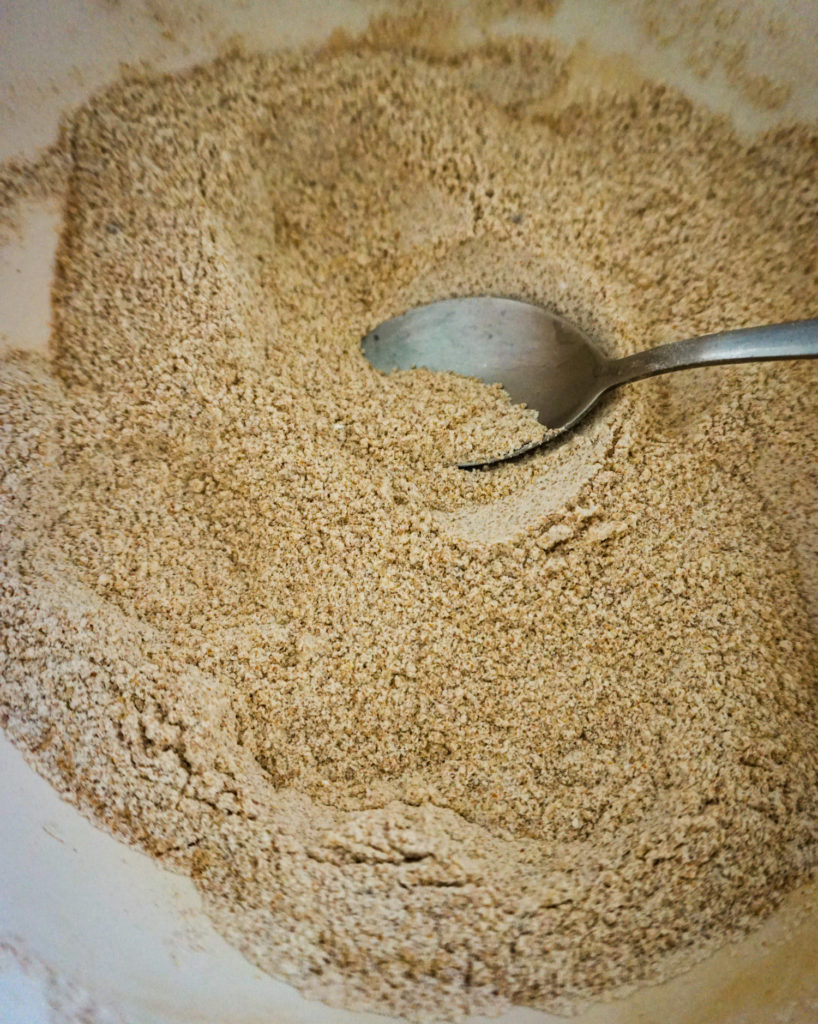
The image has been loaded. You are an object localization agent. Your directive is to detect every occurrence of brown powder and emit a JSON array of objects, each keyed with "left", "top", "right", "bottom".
[{"left": 1, "top": 27, "right": 817, "bottom": 1022}]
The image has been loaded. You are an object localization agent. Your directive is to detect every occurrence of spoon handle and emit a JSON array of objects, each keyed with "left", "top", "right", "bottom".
[{"left": 605, "top": 318, "right": 818, "bottom": 389}]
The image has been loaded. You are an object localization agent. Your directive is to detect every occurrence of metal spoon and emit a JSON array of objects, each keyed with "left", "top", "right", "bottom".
[{"left": 361, "top": 297, "right": 818, "bottom": 468}]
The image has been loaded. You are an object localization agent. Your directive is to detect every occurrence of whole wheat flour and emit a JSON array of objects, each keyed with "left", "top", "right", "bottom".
[{"left": 1, "top": 26, "right": 817, "bottom": 1022}]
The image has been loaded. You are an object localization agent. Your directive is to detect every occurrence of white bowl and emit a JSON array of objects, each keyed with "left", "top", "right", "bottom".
[{"left": 1, "top": 3, "right": 816, "bottom": 1022}]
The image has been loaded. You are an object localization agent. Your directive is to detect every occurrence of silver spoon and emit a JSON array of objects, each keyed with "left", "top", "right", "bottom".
[{"left": 361, "top": 297, "right": 818, "bottom": 468}]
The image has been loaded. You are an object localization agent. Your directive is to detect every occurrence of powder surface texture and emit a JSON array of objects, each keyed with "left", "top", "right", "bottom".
[{"left": 1, "top": 27, "right": 817, "bottom": 1021}]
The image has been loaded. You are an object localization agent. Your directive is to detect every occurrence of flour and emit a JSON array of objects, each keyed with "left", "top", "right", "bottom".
[{"left": 1, "top": 25, "right": 817, "bottom": 1022}]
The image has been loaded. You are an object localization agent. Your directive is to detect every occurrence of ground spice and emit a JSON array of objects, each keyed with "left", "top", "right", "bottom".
[{"left": 1, "top": 28, "right": 817, "bottom": 1022}]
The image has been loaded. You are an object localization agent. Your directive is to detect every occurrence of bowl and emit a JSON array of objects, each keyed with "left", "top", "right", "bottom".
[{"left": 1, "top": 3, "right": 816, "bottom": 1022}]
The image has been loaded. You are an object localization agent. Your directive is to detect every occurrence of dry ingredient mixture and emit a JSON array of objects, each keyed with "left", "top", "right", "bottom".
[{"left": 1, "top": 23, "right": 818, "bottom": 1022}]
